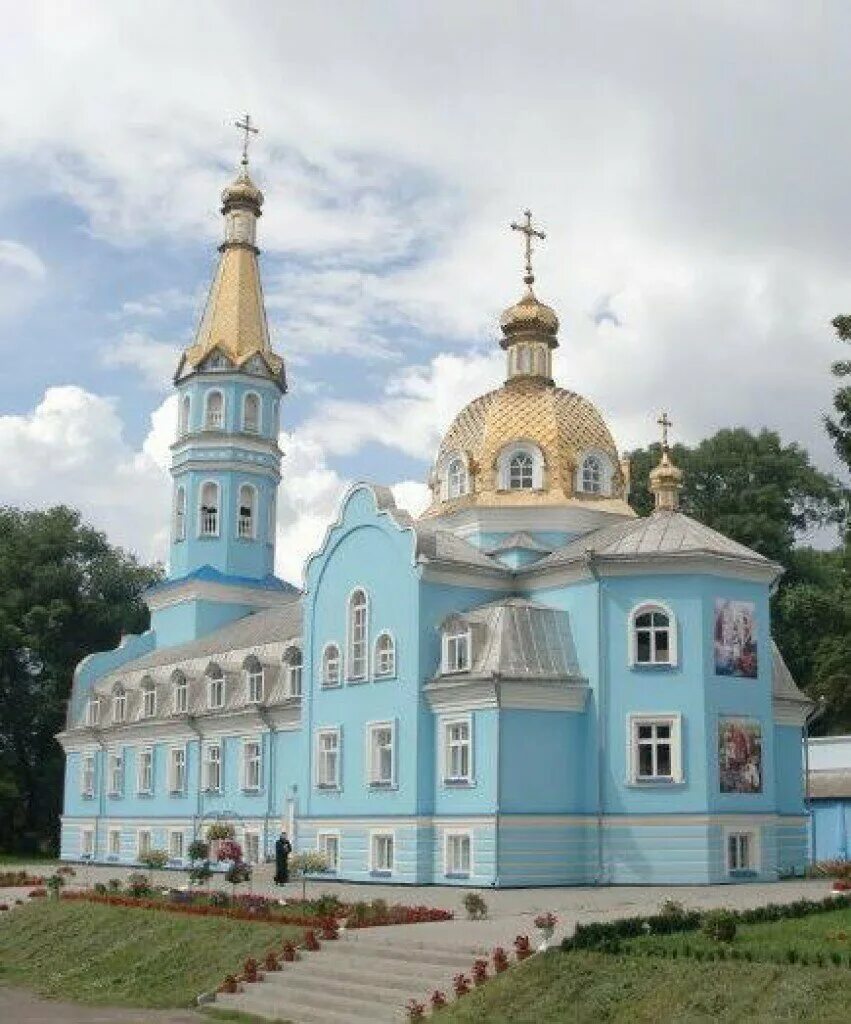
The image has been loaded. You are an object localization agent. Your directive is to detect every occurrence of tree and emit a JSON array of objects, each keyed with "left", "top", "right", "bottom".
[
  {"left": 828, "top": 316, "right": 851, "bottom": 477},
  {"left": 0, "top": 506, "right": 161, "bottom": 853}
]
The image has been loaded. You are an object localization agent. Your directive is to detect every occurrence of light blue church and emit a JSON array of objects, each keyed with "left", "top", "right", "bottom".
[{"left": 58, "top": 146, "right": 815, "bottom": 886}]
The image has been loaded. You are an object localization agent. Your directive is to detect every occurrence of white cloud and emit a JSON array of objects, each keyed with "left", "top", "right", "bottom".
[
  {"left": 0, "top": 240, "right": 46, "bottom": 320},
  {"left": 101, "top": 332, "right": 180, "bottom": 391}
]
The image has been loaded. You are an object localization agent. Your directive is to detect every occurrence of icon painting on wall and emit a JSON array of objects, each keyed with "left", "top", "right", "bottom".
[
  {"left": 714, "top": 599, "right": 758, "bottom": 678},
  {"left": 718, "top": 718, "right": 763, "bottom": 794}
]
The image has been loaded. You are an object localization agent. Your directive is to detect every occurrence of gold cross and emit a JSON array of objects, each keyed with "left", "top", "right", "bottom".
[
  {"left": 234, "top": 113, "right": 259, "bottom": 167},
  {"left": 657, "top": 411, "right": 673, "bottom": 449},
  {"left": 510, "top": 209, "right": 546, "bottom": 285}
]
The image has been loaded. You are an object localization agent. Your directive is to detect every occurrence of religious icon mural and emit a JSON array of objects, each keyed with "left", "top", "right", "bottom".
[
  {"left": 713, "top": 599, "right": 758, "bottom": 678},
  {"left": 718, "top": 718, "right": 763, "bottom": 793}
]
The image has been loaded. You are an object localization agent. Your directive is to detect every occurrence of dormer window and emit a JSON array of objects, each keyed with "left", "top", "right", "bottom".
[
  {"left": 283, "top": 646, "right": 303, "bottom": 697},
  {"left": 141, "top": 679, "right": 156, "bottom": 719},
  {"left": 442, "top": 628, "right": 471, "bottom": 674},
  {"left": 85, "top": 697, "right": 100, "bottom": 727},
  {"left": 112, "top": 686, "right": 126, "bottom": 724},
  {"left": 172, "top": 671, "right": 188, "bottom": 715},
  {"left": 244, "top": 656, "right": 264, "bottom": 703},
  {"left": 497, "top": 443, "right": 544, "bottom": 491},
  {"left": 207, "top": 664, "right": 225, "bottom": 710}
]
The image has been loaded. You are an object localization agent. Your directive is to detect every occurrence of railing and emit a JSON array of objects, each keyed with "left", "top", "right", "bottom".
[
  {"left": 200, "top": 510, "right": 218, "bottom": 536},
  {"left": 238, "top": 514, "right": 253, "bottom": 538},
  {"left": 205, "top": 410, "right": 223, "bottom": 430}
]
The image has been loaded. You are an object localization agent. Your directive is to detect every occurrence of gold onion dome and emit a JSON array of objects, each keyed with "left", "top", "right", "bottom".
[
  {"left": 649, "top": 414, "right": 684, "bottom": 512},
  {"left": 221, "top": 167, "right": 264, "bottom": 212},
  {"left": 499, "top": 284, "right": 559, "bottom": 340}
]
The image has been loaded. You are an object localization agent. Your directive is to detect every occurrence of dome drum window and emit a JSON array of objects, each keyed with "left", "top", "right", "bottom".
[
  {"left": 577, "top": 451, "right": 613, "bottom": 496},
  {"left": 630, "top": 603, "right": 677, "bottom": 667},
  {"left": 204, "top": 390, "right": 224, "bottom": 431},
  {"left": 443, "top": 454, "right": 469, "bottom": 500},
  {"left": 497, "top": 442, "right": 545, "bottom": 492}
]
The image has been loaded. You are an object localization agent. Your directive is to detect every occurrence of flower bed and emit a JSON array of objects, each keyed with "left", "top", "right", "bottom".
[{"left": 0, "top": 871, "right": 46, "bottom": 888}]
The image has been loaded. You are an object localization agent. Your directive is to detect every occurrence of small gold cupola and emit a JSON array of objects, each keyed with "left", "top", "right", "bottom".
[
  {"left": 499, "top": 209, "right": 559, "bottom": 384},
  {"left": 649, "top": 411, "right": 684, "bottom": 512}
]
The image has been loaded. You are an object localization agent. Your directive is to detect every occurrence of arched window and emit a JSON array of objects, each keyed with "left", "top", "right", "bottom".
[
  {"left": 204, "top": 390, "right": 224, "bottom": 430},
  {"left": 582, "top": 455, "right": 603, "bottom": 494},
  {"left": 498, "top": 442, "right": 544, "bottom": 491},
  {"left": 347, "top": 588, "right": 368, "bottom": 680},
  {"left": 242, "top": 392, "right": 261, "bottom": 434},
  {"left": 283, "top": 646, "right": 303, "bottom": 697},
  {"left": 374, "top": 633, "right": 396, "bottom": 678},
  {"left": 178, "top": 394, "right": 191, "bottom": 436},
  {"left": 518, "top": 346, "right": 532, "bottom": 375},
  {"left": 85, "top": 696, "right": 100, "bottom": 727},
  {"left": 174, "top": 486, "right": 186, "bottom": 542},
  {"left": 141, "top": 678, "right": 156, "bottom": 719},
  {"left": 199, "top": 481, "right": 219, "bottom": 537},
  {"left": 509, "top": 452, "right": 534, "bottom": 489},
  {"left": 172, "top": 671, "right": 188, "bottom": 715},
  {"left": 112, "top": 685, "right": 126, "bottom": 724},
  {"left": 243, "top": 655, "right": 264, "bottom": 703},
  {"left": 630, "top": 604, "right": 676, "bottom": 666},
  {"left": 322, "top": 644, "right": 341, "bottom": 687},
  {"left": 447, "top": 457, "right": 468, "bottom": 499},
  {"left": 206, "top": 663, "right": 225, "bottom": 710},
  {"left": 237, "top": 484, "right": 257, "bottom": 539}
]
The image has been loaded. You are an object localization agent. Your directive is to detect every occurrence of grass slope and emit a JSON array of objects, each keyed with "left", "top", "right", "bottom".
[
  {"left": 0, "top": 900, "right": 302, "bottom": 1008},
  {"left": 433, "top": 951, "right": 851, "bottom": 1024}
]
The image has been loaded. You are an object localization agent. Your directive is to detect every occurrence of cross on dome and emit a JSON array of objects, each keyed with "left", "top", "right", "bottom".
[
  {"left": 510, "top": 209, "right": 546, "bottom": 287},
  {"left": 657, "top": 411, "right": 673, "bottom": 450},
  {"left": 234, "top": 113, "right": 259, "bottom": 167}
]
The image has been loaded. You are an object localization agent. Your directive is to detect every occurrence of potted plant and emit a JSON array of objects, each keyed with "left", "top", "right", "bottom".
[
  {"left": 289, "top": 851, "right": 330, "bottom": 902},
  {"left": 514, "top": 934, "right": 532, "bottom": 961},
  {"left": 493, "top": 946, "right": 509, "bottom": 973},
  {"left": 534, "top": 911, "right": 558, "bottom": 950},
  {"left": 206, "top": 822, "right": 236, "bottom": 862},
  {"left": 463, "top": 891, "right": 488, "bottom": 920}
]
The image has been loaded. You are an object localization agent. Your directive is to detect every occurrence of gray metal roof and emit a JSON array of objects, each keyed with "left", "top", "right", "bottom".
[
  {"left": 808, "top": 770, "right": 851, "bottom": 800},
  {"left": 414, "top": 520, "right": 508, "bottom": 572},
  {"left": 486, "top": 531, "right": 553, "bottom": 555},
  {"left": 448, "top": 596, "right": 582, "bottom": 680},
  {"left": 771, "top": 640, "right": 813, "bottom": 706},
  {"left": 529, "top": 510, "right": 775, "bottom": 571}
]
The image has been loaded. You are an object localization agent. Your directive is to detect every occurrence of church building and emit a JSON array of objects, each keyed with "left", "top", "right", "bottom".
[{"left": 57, "top": 135, "right": 814, "bottom": 886}]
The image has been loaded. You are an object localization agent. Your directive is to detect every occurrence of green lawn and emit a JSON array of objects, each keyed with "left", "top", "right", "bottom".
[
  {"left": 433, "top": 950, "right": 851, "bottom": 1024},
  {"left": 0, "top": 853, "right": 56, "bottom": 866},
  {"left": 0, "top": 899, "right": 303, "bottom": 1008}
]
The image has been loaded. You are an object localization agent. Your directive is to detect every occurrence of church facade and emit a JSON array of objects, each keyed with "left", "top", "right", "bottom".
[{"left": 57, "top": 148, "right": 814, "bottom": 887}]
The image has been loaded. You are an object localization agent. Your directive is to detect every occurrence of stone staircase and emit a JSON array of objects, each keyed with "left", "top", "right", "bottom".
[{"left": 213, "top": 933, "right": 482, "bottom": 1023}]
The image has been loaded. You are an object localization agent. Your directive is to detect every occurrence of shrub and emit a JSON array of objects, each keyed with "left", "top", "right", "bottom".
[
  {"left": 93, "top": 882, "right": 107, "bottom": 895},
  {"left": 431, "top": 990, "right": 448, "bottom": 1009},
  {"left": 659, "top": 898, "right": 687, "bottom": 919},
  {"left": 463, "top": 891, "right": 488, "bottom": 920},
  {"left": 369, "top": 897, "right": 389, "bottom": 918},
  {"left": 347, "top": 902, "right": 370, "bottom": 927},
  {"left": 225, "top": 859, "right": 252, "bottom": 891},
  {"left": 209, "top": 890, "right": 230, "bottom": 907},
  {"left": 290, "top": 851, "right": 330, "bottom": 901},
  {"left": 303, "top": 929, "right": 320, "bottom": 951},
  {"left": 453, "top": 972, "right": 471, "bottom": 997},
  {"left": 321, "top": 919, "right": 339, "bottom": 940},
  {"left": 188, "top": 839, "right": 210, "bottom": 862},
  {"left": 28, "top": 888, "right": 47, "bottom": 898},
  {"left": 139, "top": 848, "right": 170, "bottom": 870},
  {"left": 514, "top": 934, "right": 532, "bottom": 960},
  {"left": 493, "top": 946, "right": 509, "bottom": 973},
  {"left": 311, "top": 892, "right": 344, "bottom": 918},
  {"left": 188, "top": 860, "right": 212, "bottom": 887},
  {"left": 107, "top": 878, "right": 122, "bottom": 892},
  {"left": 218, "top": 839, "right": 243, "bottom": 864},
  {"left": 126, "top": 872, "right": 151, "bottom": 898},
  {"left": 472, "top": 958, "right": 488, "bottom": 985},
  {"left": 218, "top": 974, "right": 239, "bottom": 994},
  {"left": 406, "top": 1000, "right": 426, "bottom": 1021},
  {"left": 242, "top": 957, "right": 259, "bottom": 983},
  {"left": 702, "top": 910, "right": 737, "bottom": 943},
  {"left": 206, "top": 823, "right": 236, "bottom": 841},
  {"left": 263, "top": 950, "right": 280, "bottom": 971},
  {"left": 281, "top": 941, "right": 297, "bottom": 962},
  {"left": 45, "top": 873, "right": 65, "bottom": 897}
]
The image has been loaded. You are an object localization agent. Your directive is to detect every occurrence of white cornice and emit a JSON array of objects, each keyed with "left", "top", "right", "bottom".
[
  {"left": 419, "top": 565, "right": 509, "bottom": 590},
  {"left": 171, "top": 434, "right": 282, "bottom": 458},
  {"left": 773, "top": 699, "right": 813, "bottom": 727},
  {"left": 423, "top": 676, "right": 589, "bottom": 712},
  {"left": 434, "top": 504, "right": 633, "bottom": 538},
  {"left": 525, "top": 553, "right": 778, "bottom": 586},
  {"left": 145, "top": 579, "right": 295, "bottom": 613}
]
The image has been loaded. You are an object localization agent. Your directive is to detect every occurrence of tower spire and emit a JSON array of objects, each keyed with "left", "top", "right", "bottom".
[
  {"left": 510, "top": 208, "right": 546, "bottom": 291},
  {"left": 649, "top": 410, "right": 684, "bottom": 512},
  {"left": 234, "top": 113, "right": 259, "bottom": 169}
]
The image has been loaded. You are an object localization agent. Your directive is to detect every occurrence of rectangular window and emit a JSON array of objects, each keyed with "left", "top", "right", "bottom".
[
  {"left": 208, "top": 676, "right": 225, "bottom": 710},
  {"left": 445, "top": 832, "right": 472, "bottom": 877},
  {"left": 205, "top": 744, "right": 221, "bottom": 792},
  {"left": 629, "top": 715, "right": 682, "bottom": 784},
  {"left": 86, "top": 698, "right": 100, "bottom": 727},
  {"left": 108, "top": 829, "right": 121, "bottom": 858},
  {"left": 81, "top": 754, "right": 96, "bottom": 798},
  {"left": 246, "top": 666, "right": 264, "bottom": 703},
  {"left": 370, "top": 832, "right": 394, "bottom": 874},
  {"left": 367, "top": 722, "right": 395, "bottom": 787},
  {"left": 169, "top": 830, "right": 185, "bottom": 861},
  {"left": 317, "top": 833, "right": 340, "bottom": 873},
  {"left": 137, "top": 829, "right": 152, "bottom": 859},
  {"left": 243, "top": 831, "right": 261, "bottom": 864},
  {"left": 727, "top": 832, "right": 755, "bottom": 873},
  {"left": 113, "top": 691, "right": 126, "bottom": 723},
  {"left": 169, "top": 747, "right": 186, "bottom": 793},
  {"left": 81, "top": 829, "right": 95, "bottom": 858},
  {"left": 444, "top": 718, "right": 472, "bottom": 783},
  {"left": 142, "top": 686, "right": 156, "bottom": 718},
  {"left": 316, "top": 729, "right": 340, "bottom": 789},
  {"left": 443, "top": 630, "right": 471, "bottom": 673},
  {"left": 138, "top": 748, "right": 153, "bottom": 795},
  {"left": 243, "top": 740, "right": 261, "bottom": 791},
  {"left": 108, "top": 752, "right": 123, "bottom": 796},
  {"left": 174, "top": 681, "right": 188, "bottom": 714}
]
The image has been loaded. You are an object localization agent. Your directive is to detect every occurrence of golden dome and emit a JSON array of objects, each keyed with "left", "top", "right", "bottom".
[
  {"left": 499, "top": 286, "right": 559, "bottom": 340},
  {"left": 221, "top": 168, "right": 264, "bottom": 211},
  {"left": 422, "top": 377, "right": 633, "bottom": 516}
]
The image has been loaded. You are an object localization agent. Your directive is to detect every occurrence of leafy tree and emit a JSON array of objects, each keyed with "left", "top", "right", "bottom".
[
  {"left": 0, "top": 506, "right": 161, "bottom": 853},
  {"left": 828, "top": 316, "right": 851, "bottom": 477}
]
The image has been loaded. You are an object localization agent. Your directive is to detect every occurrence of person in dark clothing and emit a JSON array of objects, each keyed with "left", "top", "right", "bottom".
[{"left": 274, "top": 831, "right": 293, "bottom": 884}]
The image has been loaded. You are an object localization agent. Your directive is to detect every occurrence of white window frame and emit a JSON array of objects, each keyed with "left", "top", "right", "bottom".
[
  {"left": 283, "top": 645, "right": 303, "bottom": 697},
  {"left": 237, "top": 482, "right": 258, "bottom": 540},
  {"left": 137, "top": 828, "right": 152, "bottom": 859},
  {"left": 81, "top": 828, "right": 95, "bottom": 859},
  {"left": 497, "top": 442, "right": 544, "bottom": 491},
  {"left": 322, "top": 643, "right": 341, "bottom": 688},
  {"left": 80, "top": 753, "right": 96, "bottom": 798},
  {"left": 179, "top": 393, "right": 191, "bottom": 436},
  {"left": 169, "top": 745, "right": 187, "bottom": 794},
  {"left": 198, "top": 479, "right": 220, "bottom": 538},
  {"left": 86, "top": 697, "right": 100, "bottom": 727},
  {"left": 137, "top": 746, "right": 154, "bottom": 795},
  {"left": 204, "top": 742, "right": 222, "bottom": 793},
  {"left": 169, "top": 830, "right": 185, "bottom": 861},
  {"left": 204, "top": 389, "right": 225, "bottom": 430},
  {"left": 577, "top": 450, "right": 613, "bottom": 496},
  {"left": 628, "top": 601, "right": 678, "bottom": 667},
  {"left": 369, "top": 830, "right": 395, "bottom": 875},
  {"left": 243, "top": 830, "right": 261, "bottom": 864},
  {"left": 346, "top": 587, "right": 369, "bottom": 681},
  {"left": 317, "top": 831, "right": 340, "bottom": 873},
  {"left": 315, "top": 727, "right": 341, "bottom": 790},
  {"left": 366, "top": 720, "right": 397, "bottom": 788},
  {"left": 112, "top": 688, "right": 126, "bottom": 724},
  {"left": 173, "top": 485, "right": 186, "bottom": 542},
  {"left": 244, "top": 659, "right": 264, "bottom": 704},
  {"left": 444, "top": 830, "right": 473, "bottom": 878},
  {"left": 628, "top": 713, "right": 683, "bottom": 785},
  {"left": 107, "top": 828, "right": 121, "bottom": 858},
  {"left": 241, "top": 391, "right": 262, "bottom": 434},
  {"left": 207, "top": 668, "right": 225, "bottom": 710},
  {"left": 724, "top": 827, "right": 760, "bottom": 874},
  {"left": 141, "top": 681, "right": 157, "bottom": 719},
  {"left": 444, "top": 454, "right": 469, "bottom": 500},
  {"left": 442, "top": 715, "right": 473, "bottom": 785},
  {"left": 173, "top": 672, "right": 188, "bottom": 715},
  {"left": 242, "top": 738, "right": 262, "bottom": 792},
  {"left": 374, "top": 631, "right": 396, "bottom": 678},
  {"left": 442, "top": 628, "right": 471, "bottom": 674},
  {"left": 108, "top": 750, "right": 123, "bottom": 796}
]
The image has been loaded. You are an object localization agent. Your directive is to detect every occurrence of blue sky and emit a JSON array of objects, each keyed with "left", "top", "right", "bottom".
[{"left": 1, "top": 2, "right": 849, "bottom": 582}]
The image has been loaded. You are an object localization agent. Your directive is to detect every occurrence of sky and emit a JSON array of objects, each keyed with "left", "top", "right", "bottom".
[{"left": 0, "top": 1, "right": 849, "bottom": 584}]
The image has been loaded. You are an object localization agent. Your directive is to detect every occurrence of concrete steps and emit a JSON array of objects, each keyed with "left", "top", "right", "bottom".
[{"left": 213, "top": 935, "right": 481, "bottom": 1023}]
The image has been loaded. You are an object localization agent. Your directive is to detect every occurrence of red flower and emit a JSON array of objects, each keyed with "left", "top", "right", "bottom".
[
  {"left": 453, "top": 972, "right": 471, "bottom": 996},
  {"left": 406, "top": 999, "right": 426, "bottom": 1021},
  {"left": 493, "top": 946, "right": 509, "bottom": 973},
  {"left": 472, "top": 958, "right": 488, "bottom": 985},
  {"left": 431, "top": 990, "right": 448, "bottom": 1008}
]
